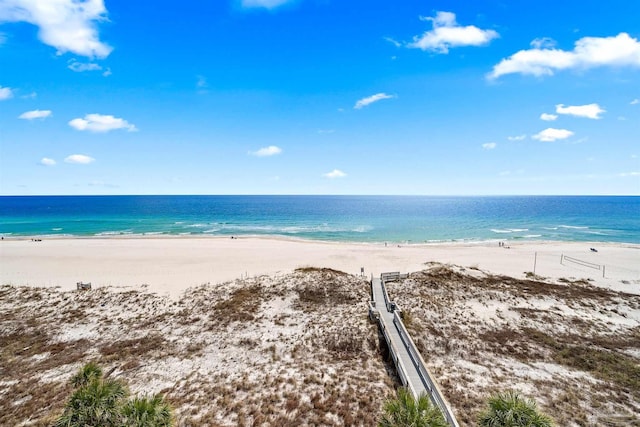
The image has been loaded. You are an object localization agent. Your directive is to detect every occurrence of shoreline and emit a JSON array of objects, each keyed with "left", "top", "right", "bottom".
[{"left": 2, "top": 237, "right": 638, "bottom": 298}]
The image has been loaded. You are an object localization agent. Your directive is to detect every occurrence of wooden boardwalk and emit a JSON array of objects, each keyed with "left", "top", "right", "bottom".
[{"left": 370, "top": 274, "right": 460, "bottom": 427}]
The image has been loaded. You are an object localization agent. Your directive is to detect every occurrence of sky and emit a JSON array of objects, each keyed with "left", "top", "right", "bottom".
[{"left": 0, "top": 0, "right": 639, "bottom": 195}]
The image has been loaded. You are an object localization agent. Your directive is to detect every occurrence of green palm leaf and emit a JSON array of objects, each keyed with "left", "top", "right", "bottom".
[
  {"left": 379, "top": 388, "right": 448, "bottom": 427},
  {"left": 478, "top": 391, "right": 554, "bottom": 427}
]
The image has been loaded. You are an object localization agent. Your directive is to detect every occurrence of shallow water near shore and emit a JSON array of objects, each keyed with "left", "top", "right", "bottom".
[{"left": 1, "top": 195, "right": 638, "bottom": 244}]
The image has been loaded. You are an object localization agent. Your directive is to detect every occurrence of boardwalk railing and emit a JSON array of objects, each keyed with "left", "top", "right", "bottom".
[
  {"left": 380, "top": 272, "right": 407, "bottom": 311},
  {"left": 392, "top": 310, "right": 458, "bottom": 426},
  {"left": 377, "top": 312, "right": 411, "bottom": 388},
  {"left": 371, "top": 273, "right": 460, "bottom": 427}
]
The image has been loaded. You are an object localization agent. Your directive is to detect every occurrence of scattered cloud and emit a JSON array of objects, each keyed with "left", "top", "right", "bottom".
[
  {"left": 39, "top": 157, "right": 56, "bottom": 166},
  {"left": 0, "top": 31, "right": 6, "bottom": 44},
  {"left": 540, "top": 113, "right": 558, "bottom": 121},
  {"left": 384, "top": 37, "right": 401, "bottom": 48},
  {"left": 317, "top": 129, "right": 335, "bottom": 134},
  {"left": 482, "top": 142, "right": 497, "bottom": 150},
  {"left": 323, "top": 169, "right": 347, "bottom": 178},
  {"left": 507, "top": 134, "right": 527, "bottom": 141},
  {"left": 532, "top": 128, "right": 574, "bottom": 142},
  {"left": 0, "top": 0, "right": 113, "bottom": 58},
  {"left": 618, "top": 171, "right": 640, "bottom": 177},
  {"left": 631, "top": 99, "right": 639, "bottom": 105},
  {"left": 530, "top": 37, "right": 556, "bottom": 49},
  {"left": 64, "top": 154, "right": 95, "bottom": 164},
  {"left": 249, "top": 145, "right": 282, "bottom": 157},
  {"left": 556, "top": 103, "right": 605, "bottom": 119},
  {"left": 19, "top": 109, "right": 52, "bottom": 120},
  {"left": 21, "top": 91, "right": 37, "bottom": 99},
  {"left": 0, "top": 85, "right": 13, "bottom": 100},
  {"left": 354, "top": 93, "right": 395, "bottom": 109},
  {"left": 196, "top": 75, "right": 208, "bottom": 88},
  {"left": 69, "top": 114, "right": 137, "bottom": 132},
  {"left": 68, "top": 60, "right": 102, "bottom": 72},
  {"left": 571, "top": 137, "right": 589, "bottom": 145},
  {"left": 407, "top": 11, "right": 499, "bottom": 54},
  {"left": 488, "top": 32, "right": 640, "bottom": 79},
  {"left": 102, "top": 68, "right": 112, "bottom": 77},
  {"left": 240, "top": 0, "right": 294, "bottom": 9}
]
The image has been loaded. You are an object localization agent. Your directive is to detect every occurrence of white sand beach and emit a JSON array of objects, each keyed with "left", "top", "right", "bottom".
[{"left": 1, "top": 237, "right": 638, "bottom": 297}]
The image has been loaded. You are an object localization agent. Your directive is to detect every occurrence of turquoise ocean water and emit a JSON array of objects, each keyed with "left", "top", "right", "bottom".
[{"left": 0, "top": 196, "right": 638, "bottom": 244}]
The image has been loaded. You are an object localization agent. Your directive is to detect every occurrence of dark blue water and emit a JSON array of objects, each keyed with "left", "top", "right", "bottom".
[{"left": 0, "top": 196, "right": 638, "bottom": 243}]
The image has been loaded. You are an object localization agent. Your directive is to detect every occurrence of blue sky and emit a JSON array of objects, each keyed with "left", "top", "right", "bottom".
[{"left": 0, "top": 0, "right": 638, "bottom": 195}]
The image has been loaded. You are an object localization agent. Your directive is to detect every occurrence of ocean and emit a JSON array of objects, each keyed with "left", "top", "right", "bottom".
[{"left": 0, "top": 196, "right": 638, "bottom": 244}]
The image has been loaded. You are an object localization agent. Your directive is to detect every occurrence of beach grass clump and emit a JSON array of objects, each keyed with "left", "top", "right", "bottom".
[
  {"left": 99, "top": 333, "right": 171, "bottom": 360},
  {"left": 294, "top": 266, "right": 350, "bottom": 276},
  {"left": 293, "top": 269, "right": 365, "bottom": 312},
  {"left": 323, "top": 328, "right": 363, "bottom": 359},
  {"left": 211, "top": 285, "right": 263, "bottom": 325},
  {"left": 554, "top": 345, "right": 640, "bottom": 393}
]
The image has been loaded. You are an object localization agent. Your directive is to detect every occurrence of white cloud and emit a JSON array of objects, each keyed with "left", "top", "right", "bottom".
[
  {"left": 532, "top": 128, "right": 574, "bottom": 142},
  {"left": 69, "top": 114, "right": 137, "bottom": 132},
  {"left": 530, "top": 37, "right": 556, "bottom": 49},
  {"left": 323, "top": 169, "right": 346, "bottom": 179},
  {"left": 19, "top": 109, "right": 52, "bottom": 120},
  {"left": 21, "top": 91, "right": 37, "bottom": 99},
  {"left": 0, "top": 85, "right": 13, "bottom": 100},
  {"left": 354, "top": 93, "right": 395, "bottom": 109},
  {"left": 384, "top": 37, "right": 401, "bottom": 48},
  {"left": 0, "top": 31, "right": 6, "bottom": 44},
  {"left": 0, "top": 0, "right": 112, "bottom": 58},
  {"left": 556, "top": 103, "right": 605, "bottom": 119},
  {"left": 64, "top": 154, "right": 95, "bottom": 164},
  {"left": 489, "top": 32, "right": 640, "bottom": 79},
  {"left": 241, "top": 0, "right": 293, "bottom": 9},
  {"left": 102, "top": 68, "right": 112, "bottom": 77},
  {"left": 408, "top": 11, "right": 499, "bottom": 54},
  {"left": 482, "top": 142, "right": 497, "bottom": 150},
  {"left": 507, "top": 134, "right": 527, "bottom": 141},
  {"left": 249, "top": 146, "right": 282, "bottom": 157},
  {"left": 68, "top": 60, "right": 102, "bottom": 72},
  {"left": 631, "top": 99, "right": 639, "bottom": 105},
  {"left": 39, "top": 157, "right": 56, "bottom": 166},
  {"left": 540, "top": 113, "right": 558, "bottom": 121},
  {"left": 619, "top": 171, "right": 640, "bottom": 177}
]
